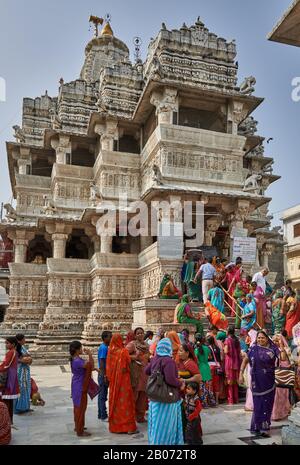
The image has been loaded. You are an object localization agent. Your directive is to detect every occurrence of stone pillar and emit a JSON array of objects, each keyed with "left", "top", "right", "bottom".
[
  {"left": 91, "top": 235, "right": 101, "bottom": 253},
  {"left": 227, "top": 100, "right": 248, "bottom": 135},
  {"left": 95, "top": 118, "right": 118, "bottom": 152},
  {"left": 8, "top": 230, "right": 35, "bottom": 264},
  {"left": 150, "top": 87, "right": 178, "bottom": 125},
  {"left": 204, "top": 217, "right": 221, "bottom": 246},
  {"left": 52, "top": 233, "right": 69, "bottom": 259},
  {"left": 17, "top": 159, "right": 30, "bottom": 175},
  {"left": 261, "top": 243, "right": 274, "bottom": 269},
  {"left": 51, "top": 135, "right": 71, "bottom": 164},
  {"left": 101, "top": 236, "right": 113, "bottom": 253},
  {"left": 229, "top": 200, "right": 251, "bottom": 257},
  {"left": 256, "top": 234, "right": 266, "bottom": 267}
]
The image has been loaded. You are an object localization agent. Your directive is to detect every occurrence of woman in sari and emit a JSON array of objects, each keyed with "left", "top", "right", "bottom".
[
  {"left": 207, "top": 283, "right": 224, "bottom": 313},
  {"left": 207, "top": 336, "right": 222, "bottom": 405},
  {"left": 0, "top": 337, "right": 19, "bottom": 423},
  {"left": 272, "top": 290, "right": 285, "bottom": 335},
  {"left": 184, "top": 259, "right": 202, "bottom": 302},
  {"left": 176, "top": 295, "right": 204, "bottom": 336},
  {"left": 69, "top": 341, "right": 95, "bottom": 437},
  {"left": 107, "top": 333, "right": 137, "bottom": 434},
  {"left": 233, "top": 283, "right": 246, "bottom": 329},
  {"left": 166, "top": 331, "right": 181, "bottom": 362},
  {"left": 271, "top": 334, "right": 291, "bottom": 421},
  {"left": 241, "top": 294, "right": 257, "bottom": 331},
  {"left": 159, "top": 274, "right": 182, "bottom": 300},
  {"left": 223, "top": 263, "right": 240, "bottom": 315},
  {"left": 145, "top": 338, "right": 184, "bottom": 445},
  {"left": 285, "top": 291, "right": 300, "bottom": 338},
  {"left": 224, "top": 326, "right": 242, "bottom": 405},
  {"left": 14, "top": 334, "right": 32, "bottom": 414},
  {"left": 0, "top": 396, "right": 11, "bottom": 445},
  {"left": 194, "top": 334, "right": 215, "bottom": 408},
  {"left": 126, "top": 327, "right": 150, "bottom": 423},
  {"left": 250, "top": 281, "right": 265, "bottom": 329},
  {"left": 239, "top": 330, "right": 280, "bottom": 436}
]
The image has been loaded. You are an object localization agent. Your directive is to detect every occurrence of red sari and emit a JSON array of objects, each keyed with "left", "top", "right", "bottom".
[
  {"left": 106, "top": 334, "right": 137, "bottom": 433},
  {"left": 285, "top": 297, "right": 300, "bottom": 338},
  {"left": 225, "top": 268, "right": 241, "bottom": 315},
  {"left": 0, "top": 401, "right": 11, "bottom": 445}
]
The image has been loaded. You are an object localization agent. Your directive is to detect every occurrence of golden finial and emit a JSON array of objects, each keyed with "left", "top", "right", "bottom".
[
  {"left": 101, "top": 22, "right": 114, "bottom": 36},
  {"left": 89, "top": 15, "right": 104, "bottom": 37}
]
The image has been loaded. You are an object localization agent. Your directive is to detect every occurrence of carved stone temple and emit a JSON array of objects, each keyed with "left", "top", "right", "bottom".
[{"left": 0, "top": 17, "right": 282, "bottom": 362}]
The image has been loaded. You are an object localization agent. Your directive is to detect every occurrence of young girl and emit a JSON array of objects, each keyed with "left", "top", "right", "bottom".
[
  {"left": 0, "top": 337, "right": 20, "bottom": 423},
  {"left": 70, "top": 341, "right": 95, "bottom": 437},
  {"left": 184, "top": 381, "right": 203, "bottom": 445}
]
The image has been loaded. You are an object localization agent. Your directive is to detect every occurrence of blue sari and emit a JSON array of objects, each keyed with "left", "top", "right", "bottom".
[
  {"left": 207, "top": 286, "right": 224, "bottom": 313},
  {"left": 241, "top": 298, "right": 256, "bottom": 331},
  {"left": 15, "top": 347, "right": 31, "bottom": 413}
]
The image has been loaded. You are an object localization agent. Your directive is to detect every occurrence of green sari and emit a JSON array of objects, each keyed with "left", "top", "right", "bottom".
[
  {"left": 184, "top": 261, "right": 202, "bottom": 301},
  {"left": 176, "top": 295, "right": 204, "bottom": 336},
  {"left": 233, "top": 284, "right": 244, "bottom": 329},
  {"left": 272, "top": 291, "right": 285, "bottom": 335}
]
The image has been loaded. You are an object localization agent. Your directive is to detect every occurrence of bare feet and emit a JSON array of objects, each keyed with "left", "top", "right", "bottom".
[{"left": 77, "top": 431, "right": 91, "bottom": 437}]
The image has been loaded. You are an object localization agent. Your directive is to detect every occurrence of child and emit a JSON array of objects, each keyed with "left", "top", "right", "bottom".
[
  {"left": 185, "top": 381, "right": 203, "bottom": 445},
  {"left": 30, "top": 378, "right": 45, "bottom": 406}
]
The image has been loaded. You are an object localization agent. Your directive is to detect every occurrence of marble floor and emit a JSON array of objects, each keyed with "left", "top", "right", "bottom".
[{"left": 0, "top": 340, "right": 289, "bottom": 446}]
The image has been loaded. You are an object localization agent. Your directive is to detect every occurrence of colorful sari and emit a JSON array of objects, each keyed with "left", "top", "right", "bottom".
[
  {"left": 272, "top": 291, "right": 285, "bottom": 335},
  {"left": 0, "top": 401, "right": 11, "bottom": 445},
  {"left": 127, "top": 338, "right": 149, "bottom": 422},
  {"left": 224, "top": 336, "right": 241, "bottom": 404},
  {"left": 205, "top": 301, "right": 228, "bottom": 331},
  {"left": 285, "top": 297, "right": 300, "bottom": 338},
  {"left": 271, "top": 336, "right": 291, "bottom": 421},
  {"left": 251, "top": 286, "right": 265, "bottom": 329},
  {"left": 184, "top": 260, "right": 202, "bottom": 302},
  {"left": 248, "top": 342, "right": 280, "bottom": 433},
  {"left": 0, "top": 348, "right": 20, "bottom": 422},
  {"left": 166, "top": 331, "right": 181, "bottom": 362},
  {"left": 71, "top": 357, "right": 93, "bottom": 436},
  {"left": 233, "top": 284, "right": 245, "bottom": 329},
  {"left": 207, "top": 286, "right": 224, "bottom": 313},
  {"left": 15, "top": 346, "right": 31, "bottom": 413},
  {"left": 176, "top": 295, "right": 204, "bottom": 335},
  {"left": 107, "top": 334, "right": 137, "bottom": 433},
  {"left": 159, "top": 275, "right": 182, "bottom": 300},
  {"left": 225, "top": 268, "right": 240, "bottom": 315},
  {"left": 241, "top": 296, "right": 256, "bottom": 331}
]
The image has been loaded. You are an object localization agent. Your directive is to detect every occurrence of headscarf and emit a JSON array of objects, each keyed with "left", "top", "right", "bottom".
[
  {"left": 159, "top": 274, "right": 170, "bottom": 294},
  {"left": 125, "top": 331, "right": 135, "bottom": 345},
  {"left": 166, "top": 331, "right": 181, "bottom": 361},
  {"left": 216, "top": 330, "right": 227, "bottom": 342},
  {"left": 176, "top": 295, "right": 190, "bottom": 322},
  {"left": 106, "top": 333, "right": 130, "bottom": 383},
  {"left": 156, "top": 338, "right": 173, "bottom": 357}
]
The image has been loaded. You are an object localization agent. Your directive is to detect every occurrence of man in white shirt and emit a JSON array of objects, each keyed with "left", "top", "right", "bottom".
[
  {"left": 194, "top": 257, "right": 216, "bottom": 303},
  {"left": 252, "top": 268, "right": 269, "bottom": 294}
]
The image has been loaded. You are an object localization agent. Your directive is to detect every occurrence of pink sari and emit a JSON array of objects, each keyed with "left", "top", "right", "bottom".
[{"left": 252, "top": 286, "right": 265, "bottom": 329}]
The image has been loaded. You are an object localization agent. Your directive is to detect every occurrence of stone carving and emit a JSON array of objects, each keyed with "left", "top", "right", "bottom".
[
  {"left": 12, "top": 125, "right": 26, "bottom": 143},
  {"left": 238, "top": 116, "right": 258, "bottom": 136},
  {"left": 4, "top": 203, "right": 17, "bottom": 222},
  {"left": 243, "top": 173, "right": 262, "bottom": 193},
  {"left": 90, "top": 182, "right": 103, "bottom": 206},
  {"left": 239, "top": 76, "right": 256, "bottom": 95},
  {"left": 42, "top": 196, "right": 57, "bottom": 216},
  {"left": 152, "top": 164, "right": 163, "bottom": 185}
]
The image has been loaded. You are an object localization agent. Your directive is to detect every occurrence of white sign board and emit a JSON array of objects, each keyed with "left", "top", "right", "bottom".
[
  {"left": 232, "top": 237, "right": 257, "bottom": 263},
  {"left": 158, "top": 221, "right": 184, "bottom": 259}
]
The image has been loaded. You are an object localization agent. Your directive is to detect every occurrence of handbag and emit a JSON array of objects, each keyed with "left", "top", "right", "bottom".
[
  {"left": 209, "top": 345, "right": 223, "bottom": 376},
  {"left": 88, "top": 377, "right": 100, "bottom": 400},
  {"left": 146, "top": 359, "right": 178, "bottom": 403},
  {"left": 275, "top": 351, "right": 295, "bottom": 389}
]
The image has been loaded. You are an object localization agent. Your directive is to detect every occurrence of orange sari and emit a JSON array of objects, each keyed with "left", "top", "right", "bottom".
[{"left": 106, "top": 334, "right": 137, "bottom": 433}]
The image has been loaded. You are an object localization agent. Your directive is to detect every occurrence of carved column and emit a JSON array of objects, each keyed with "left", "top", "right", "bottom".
[
  {"left": 150, "top": 87, "right": 178, "bottom": 125},
  {"left": 101, "top": 236, "right": 113, "bottom": 253},
  {"left": 227, "top": 100, "right": 248, "bottom": 135},
  {"left": 255, "top": 234, "right": 266, "bottom": 267},
  {"left": 51, "top": 134, "right": 71, "bottom": 164},
  {"left": 8, "top": 230, "right": 35, "bottom": 263},
  {"left": 261, "top": 243, "right": 274, "bottom": 269},
  {"left": 52, "top": 233, "right": 69, "bottom": 259},
  {"left": 95, "top": 118, "right": 118, "bottom": 152},
  {"left": 204, "top": 217, "right": 221, "bottom": 246}
]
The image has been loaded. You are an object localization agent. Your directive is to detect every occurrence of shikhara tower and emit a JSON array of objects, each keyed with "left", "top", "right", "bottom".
[{"left": 0, "top": 17, "right": 281, "bottom": 362}]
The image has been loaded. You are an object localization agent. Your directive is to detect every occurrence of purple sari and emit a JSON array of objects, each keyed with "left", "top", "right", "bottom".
[{"left": 248, "top": 343, "right": 280, "bottom": 432}]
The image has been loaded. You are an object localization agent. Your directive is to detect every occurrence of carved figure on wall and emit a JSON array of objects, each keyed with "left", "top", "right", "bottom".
[
  {"left": 243, "top": 173, "right": 262, "bottom": 193},
  {"left": 12, "top": 125, "right": 26, "bottom": 143},
  {"left": 4, "top": 203, "right": 17, "bottom": 222},
  {"left": 152, "top": 164, "right": 163, "bottom": 185},
  {"left": 42, "top": 196, "right": 57, "bottom": 216},
  {"left": 90, "top": 182, "right": 103, "bottom": 206},
  {"left": 239, "top": 76, "right": 256, "bottom": 95}
]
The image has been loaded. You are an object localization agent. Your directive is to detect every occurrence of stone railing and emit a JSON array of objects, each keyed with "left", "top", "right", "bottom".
[
  {"left": 9, "top": 263, "right": 48, "bottom": 276},
  {"left": 52, "top": 163, "right": 93, "bottom": 181},
  {"left": 47, "top": 258, "right": 91, "bottom": 274},
  {"left": 90, "top": 253, "right": 139, "bottom": 270}
]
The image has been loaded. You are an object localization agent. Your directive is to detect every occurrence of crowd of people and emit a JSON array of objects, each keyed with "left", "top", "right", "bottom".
[{"left": 1, "top": 255, "right": 300, "bottom": 446}]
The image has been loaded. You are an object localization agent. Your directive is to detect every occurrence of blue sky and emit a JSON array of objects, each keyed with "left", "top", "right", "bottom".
[{"left": 0, "top": 0, "right": 297, "bottom": 224}]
